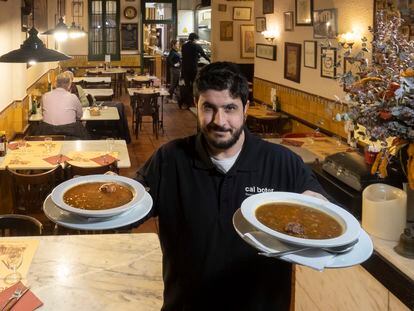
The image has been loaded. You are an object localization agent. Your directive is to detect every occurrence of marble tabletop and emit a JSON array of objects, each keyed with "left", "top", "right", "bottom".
[
  {"left": 127, "top": 87, "right": 169, "bottom": 97},
  {"left": 29, "top": 107, "right": 119, "bottom": 122},
  {"left": 87, "top": 68, "right": 127, "bottom": 74},
  {"left": 18, "top": 233, "right": 163, "bottom": 311},
  {"left": 84, "top": 89, "right": 114, "bottom": 98},
  {"left": 73, "top": 77, "right": 111, "bottom": 83},
  {"left": 0, "top": 140, "right": 131, "bottom": 170}
]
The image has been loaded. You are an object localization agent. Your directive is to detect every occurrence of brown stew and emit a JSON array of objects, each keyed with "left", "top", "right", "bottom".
[
  {"left": 63, "top": 182, "right": 133, "bottom": 210},
  {"left": 255, "top": 203, "right": 343, "bottom": 239}
]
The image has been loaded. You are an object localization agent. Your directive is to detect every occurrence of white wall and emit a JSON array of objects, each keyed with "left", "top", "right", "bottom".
[
  {"left": 0, "top": 1, "right": 57, "bottom": 112},
  {"left": 253, "top": 0, "right": 373, "bottom": 100},
  {"left": 211, "top": 0, "right": 255, "bottom": 63}
]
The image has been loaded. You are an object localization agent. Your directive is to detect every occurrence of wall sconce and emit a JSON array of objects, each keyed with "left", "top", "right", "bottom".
[
  {"left": 261, "top": 30, "right": 278, "bottom": 44},
  {"left": 338, "top": 32, "right": 356, "bottom": 50}
]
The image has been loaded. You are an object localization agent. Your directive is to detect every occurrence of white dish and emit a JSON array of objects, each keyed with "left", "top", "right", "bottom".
[
  {"left": 241, "top": 192, "right": 361, "bottom": 247},
  {"left": 233, "top": 208, "right": 373, "bottom": 269},
  {"left": 51, "top": 174, "right": 146, "bottom": 218},
  {"left": 43, "top": 192, "right": 152, "bottom": 230}
]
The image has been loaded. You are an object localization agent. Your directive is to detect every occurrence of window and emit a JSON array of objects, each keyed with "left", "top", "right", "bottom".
[{"left": 88, "top": 0, "right": 120, "bottom": 61}]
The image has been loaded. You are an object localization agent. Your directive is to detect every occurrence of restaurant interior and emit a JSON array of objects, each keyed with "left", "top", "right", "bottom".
[{"left": 0, "top": 0, "right": 413, "bottom": 310}]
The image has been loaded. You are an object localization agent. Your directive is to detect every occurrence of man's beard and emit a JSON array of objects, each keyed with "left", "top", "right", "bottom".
[{"left": 201, "top": 123, "right": 244, "bottom": 150}]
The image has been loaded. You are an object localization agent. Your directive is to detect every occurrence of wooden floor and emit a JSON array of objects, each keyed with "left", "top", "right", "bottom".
[{"left": 117, "top": 93, "right": 198, "bottom": 232}]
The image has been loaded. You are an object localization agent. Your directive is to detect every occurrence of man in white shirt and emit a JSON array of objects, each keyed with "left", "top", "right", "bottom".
[{"left": 42, "top": 72, "right": 83, "bottom": 125}]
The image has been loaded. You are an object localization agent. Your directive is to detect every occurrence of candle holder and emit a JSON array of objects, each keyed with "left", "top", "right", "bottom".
[{"left": 394, "top": 225, "right": 414, "bottom": 259}]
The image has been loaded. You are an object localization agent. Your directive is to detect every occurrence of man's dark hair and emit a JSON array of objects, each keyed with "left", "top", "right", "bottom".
[
  {"left": 188, "top": 32, "right": 199, "bottom": 41},
  {"left": 195, "top": 62, "right": 249, "bottom": 107}
]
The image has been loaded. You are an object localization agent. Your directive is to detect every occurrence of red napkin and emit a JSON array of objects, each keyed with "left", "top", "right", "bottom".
[
  {"left": 42, "top": 154, "right": 72, "bottom": 165},
  {"left": 0, "top": 282, "right": 43, "bottom": 311},
  {"left": 90, "top": 154, "right": 118, "bottom": 166},
  {"left": 281, "top": 139, "right": 304, "bottom": 147}
]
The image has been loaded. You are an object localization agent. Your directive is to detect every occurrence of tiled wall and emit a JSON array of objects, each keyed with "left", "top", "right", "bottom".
[{"left": 253, "top": 77, "right": 347, "bottom": 137}]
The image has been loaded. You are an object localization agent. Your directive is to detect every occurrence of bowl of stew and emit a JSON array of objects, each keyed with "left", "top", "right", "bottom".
[
  {"left": 240, "top": 192, "right": 360, "bottom": 247},
  {"left": 51, "top": 174, "right": 146, "bottom": 218}
]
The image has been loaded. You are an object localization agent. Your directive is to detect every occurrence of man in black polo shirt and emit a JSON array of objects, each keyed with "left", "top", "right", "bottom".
[{"left": 137, "top": 62, "right": 328, "bottom": 310}]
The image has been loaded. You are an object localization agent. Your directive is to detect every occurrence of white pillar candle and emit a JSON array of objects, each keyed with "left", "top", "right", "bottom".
[{"left": 362, "top": 183, "right": 407, "bottom": 241}]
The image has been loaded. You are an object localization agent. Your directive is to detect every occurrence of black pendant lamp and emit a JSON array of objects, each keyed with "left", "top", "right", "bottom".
[
  {"left": 0, "top": 28, "right": 71, "bottom": 63},
  {"left": 0, "top": 1, "right": 71, "bottom": 63}
]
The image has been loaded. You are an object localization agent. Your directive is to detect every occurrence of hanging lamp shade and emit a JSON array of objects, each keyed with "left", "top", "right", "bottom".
[
  {"left": 0, "top": 28, "right": 71, "bottom": 63},
  {"left": 68, "top": 22, "right": 87, "bottom": 39},
  {"left": 43, "top": 17, "right": 69, "bottom": 41}
]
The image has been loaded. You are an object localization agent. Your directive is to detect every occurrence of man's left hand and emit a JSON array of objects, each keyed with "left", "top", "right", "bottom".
[{"left": 302, "top": 190, "right": 328, "bottom": 201}]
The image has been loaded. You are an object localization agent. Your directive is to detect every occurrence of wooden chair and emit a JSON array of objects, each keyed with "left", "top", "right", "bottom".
[
  {"left": 133, "top": 92, "right": 160, "bottom": 139},
  {"left": 0, "top": 214, "right": 43, "bottom": 236},
  {"left": 65, "top": 162, "right": 119, "bottom": 179},
  {"left": 130, "top": 79, "right": 152, "bottom": 88},
  {"left": 7, "top": 165, "right": 64, "bottom": 233},
  {"left": 25, "top": 135, "right": 65, "bottom": 141},
  {"left": 86, "top": 71, "right": 103, "bottom": 77}
]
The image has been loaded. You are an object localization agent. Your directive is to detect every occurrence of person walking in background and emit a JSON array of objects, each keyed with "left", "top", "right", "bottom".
[
  {"left": 180, "top": 32, "right": 210, "bottom": 108},
  {"left": 167, "top": 39, "right": 181, "bottom": 103}
]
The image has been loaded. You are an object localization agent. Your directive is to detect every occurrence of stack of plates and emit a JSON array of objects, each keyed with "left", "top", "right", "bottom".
[
  {"left": 233, "top": 192, "right": 373, "bottom": 269},
  {"left": 43, "top": 175, "right": 153, "bottom": 230}
]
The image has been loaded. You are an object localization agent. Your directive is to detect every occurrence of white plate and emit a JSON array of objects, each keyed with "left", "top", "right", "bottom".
[
  {"left": 51, "top": 175, "right": 146, "bottom": 218},
  {"left": 241, "top": 192, "right": 361, "bottom": 247},
  {"left": 43, "top": 192, "right": 152, "bottom": 230},
  {"left": 233, "top": 209, "right": 373, "bottom": 269}
]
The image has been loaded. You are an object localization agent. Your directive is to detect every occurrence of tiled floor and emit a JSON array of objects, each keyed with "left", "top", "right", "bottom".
[{"left": 117, "top": 93, "right": 198, "bottom": 232}]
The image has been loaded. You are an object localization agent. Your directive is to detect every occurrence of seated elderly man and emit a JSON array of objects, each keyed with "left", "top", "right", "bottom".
[
  {"left": 42, "top": 72, "right": 83, "bottom": 126},
  {"left": 65, "top": 70, "right": 93, "bottom": 107}
]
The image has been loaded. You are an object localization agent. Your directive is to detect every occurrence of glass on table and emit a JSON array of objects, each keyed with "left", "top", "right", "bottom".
[
  {"left": 44, "top": 137, "right": 53, "bottom": 153},
  {"left": 106, "top": 138, "right": 115, "bottom": 154},
  {"left": 2, "top": 246, "right": 24, "bottom": 285}
]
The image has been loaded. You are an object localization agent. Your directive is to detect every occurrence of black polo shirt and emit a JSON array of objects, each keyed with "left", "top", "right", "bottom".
[{"left": 137, "top": 129, "right": 327, "bottom": 311}]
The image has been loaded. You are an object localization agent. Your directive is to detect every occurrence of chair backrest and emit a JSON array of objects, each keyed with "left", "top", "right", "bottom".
[
  {"left": 86, "top": 93, "right": 95, "bottom": 106},
  {"left": 65, "top": 162, "right": 119, "bottom": 179},
  {"left": 86, "top": 71, "right": 103, "bottom": 77},
  {"left": 130, "top": 79, "right": 151, "bottom": 88},
  {"left": 134, "top": 92, "right": 160, "bottom": 116},
  {"left": 25, "top": 135, "right": 65, "bottom": 141},
  {"left": 0, "top": 214, "right": 43, "bottom": 236},
  {"left": 7, "top": 165, "right": 64, "bottom": 215}
]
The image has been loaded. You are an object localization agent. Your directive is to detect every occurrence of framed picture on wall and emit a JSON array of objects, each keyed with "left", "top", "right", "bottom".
[
  {"left": 121, "top": 23, "right": 138, "bottom": 50},
  {"left": 284, "top": 42, "right": 302, "bottom": 83},
  {"left": 72, "top": 1, "right": 83, "bottom": 17},
  {"left": 255, "top": 17, "right": 266, "bottom": 32},
  {"left": 304, "top": 40, "right": 317, "bottom": 68},
  {"left": 233, "top": 7, "right": 251, "bottom": 21},
  {"left": 218, "top": 4, "right": 227, "bottom": 12},
  {"left": 295, "top": 0, "right": 313, "bottom": 26},
  {"left": 256, "top": 44, "right": 277, "bottom": 60},
  {"left": 240, "top": 24, "right": 255, "bottom": 58},
  {"left": 313, "top": 9, "right": 338, "bottom": 39},
  {"left": 220, "top": 21, "right": 233, "bottom": 41},
  {"left": 284, "top": 11, "right": 294, "bottom": 31},
  {"left": 263, "top": 0, "right": 274, "bottom": 14},
  {"left": 321, "top": 47, "right": 337, "bottom": 79}
]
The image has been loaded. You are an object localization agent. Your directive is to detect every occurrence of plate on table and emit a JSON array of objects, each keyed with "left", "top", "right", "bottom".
[
  {"left": 241, "top": 192, "right": 361, "bottom": 248},
  {"left": 233, "top": 209, "right": 373, "bottom": 269},
  {"left": 51, "top": 175, "right": 146, "bottom": 218},
  {"left": 43, "top": 192, "right": 152, "bottom": 230}
]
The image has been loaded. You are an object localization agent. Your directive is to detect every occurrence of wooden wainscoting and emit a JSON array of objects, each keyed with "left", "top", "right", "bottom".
[
  {"left": 253, "top": 77, "right": 347, "bottom": 138},
  {"left": 60, "top": 54, "right": 141, "bottom": 71}
]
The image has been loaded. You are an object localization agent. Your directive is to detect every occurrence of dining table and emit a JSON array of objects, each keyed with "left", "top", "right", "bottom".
[
  {"left": 0, "top": 139, "right": 131, "bottom": 170},
  {"left": 87, "top": 68, "right": 128, "bottom": 97},
  {"left": 73, "top": 77, "right": 111, "bottom": 84},
  {"left": 29, "top": 107, "right": 119, "bottom": 122},
  {"left": 84, "top": 88, "right": 114, "bottom": 101},
  {"left": 8, "top": 233, "right": 163, "bottom": 310}
]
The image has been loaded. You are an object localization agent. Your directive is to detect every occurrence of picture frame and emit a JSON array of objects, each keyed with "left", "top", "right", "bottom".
[
  {"left": 284, "top": 42, "right": 302, "bottom": 83},
  {"left": 240, "top": 25, "right": 255, "bottom": 59},
  {"left": 321, "top": 47, "right": 337, "bottom": 79},
  {"left": 256, "top": 44, "right": 277, "bottom": 60},
  {"left": 295, "top": 0, "right": 313, "bottom": 26},
  {"left": 218, "top": 4, "right": 227, "bottom": 12},
  {"left": 284, "top": 11, "right": 294, "bottom": 31},
  {"left": 121, "top": 23, "right": 138, "bottom": 50},
  {"left": 233, "top": 7, "right": 251, "bottom": 21},
  {"left": 255, "top": 17, "right": 266, "bottom": 32},
  {"left": 72, "top": 1, "right": 83, "bottom": 17},
  {"left": 313, "top": 9, "right": 338, "bottom": 39},
  {"left": 263, "top": 0, "right": 274, "bottom": 14},
  {"left": 220, "top": 21, "right": 233, "bottom": 41},
  {"left": 304, "top": 40, "right": 317, "bottom": 69}
]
